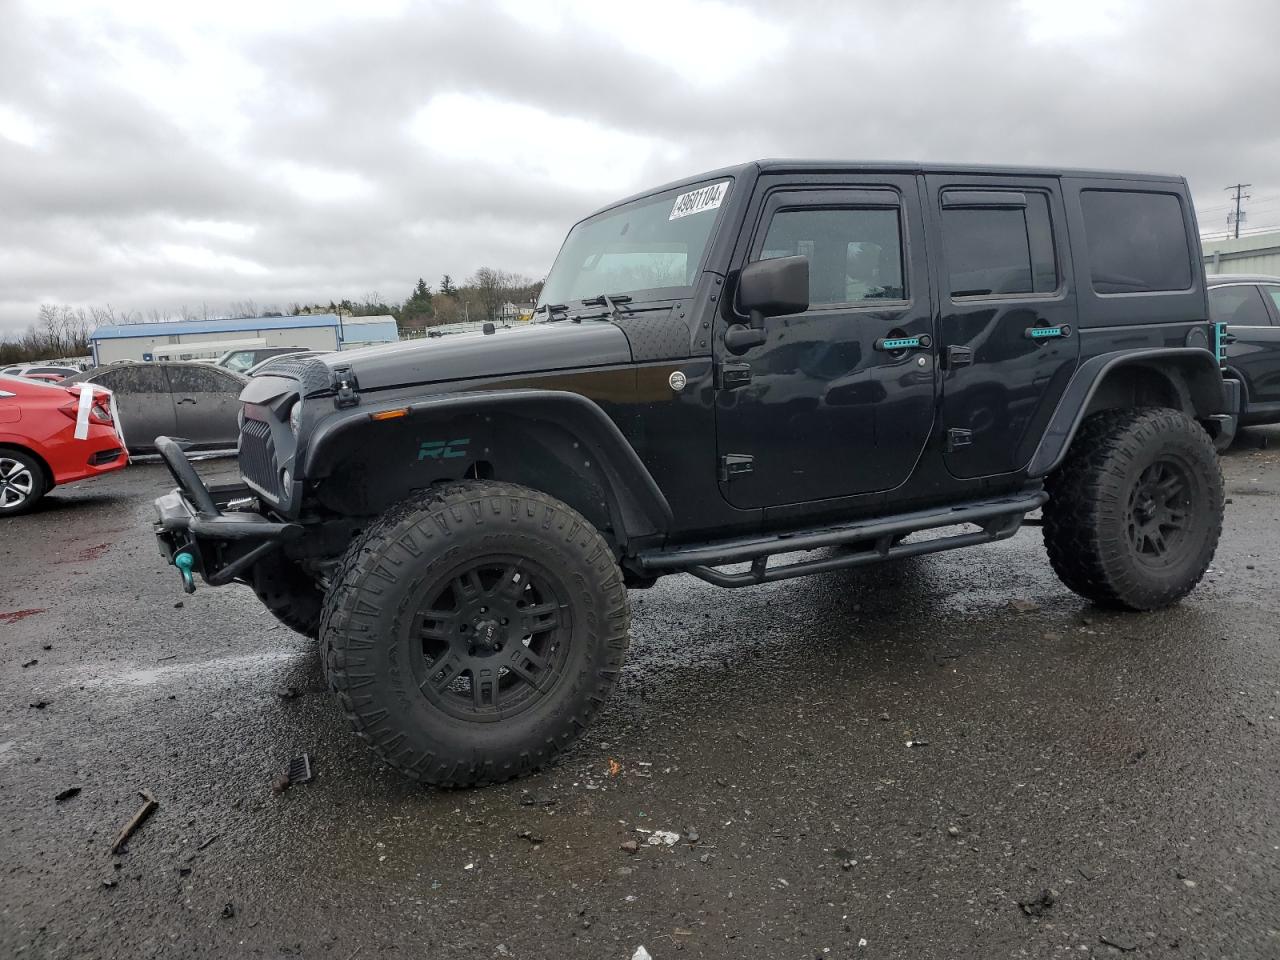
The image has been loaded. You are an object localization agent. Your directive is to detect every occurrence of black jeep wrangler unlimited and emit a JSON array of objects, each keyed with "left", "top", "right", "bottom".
[{"left": 153, "top": 160, "right": 1237, "bottom": 787}]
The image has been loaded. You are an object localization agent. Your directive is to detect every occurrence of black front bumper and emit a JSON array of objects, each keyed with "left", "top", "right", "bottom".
[{"left": 152, "top": 436, "right": 299, "bottom": 591}]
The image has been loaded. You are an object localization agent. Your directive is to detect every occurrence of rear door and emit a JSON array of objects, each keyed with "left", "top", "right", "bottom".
[
  {"left": 1211, "top": 282, "right": 1280, "bottom": 412},
  {"left": 89, "top": 366, "right": 177, "bottom": 453},
  {"left": 714, "top": 175, "right": 936, "bottom": 508},
  {"left": 925, "top": 175, "right": 1079, "bottom": 478},
  {"left": 164, "top": 365, "right": 243, "bottom": 448}
]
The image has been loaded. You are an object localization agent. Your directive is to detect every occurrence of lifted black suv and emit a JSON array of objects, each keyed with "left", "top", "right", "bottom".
[{"left": 153, "top": 160, "right": 1236, "bottom": 787}]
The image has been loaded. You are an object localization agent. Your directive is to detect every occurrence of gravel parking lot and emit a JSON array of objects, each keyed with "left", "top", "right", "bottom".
[{"left": 2, "top": 435, "right": 1279, "bottom": 959}]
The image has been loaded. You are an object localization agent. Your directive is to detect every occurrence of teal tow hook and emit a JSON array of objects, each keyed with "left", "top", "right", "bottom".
[{"left": 174, "top": 551, "right": 197, "bottom": 594}]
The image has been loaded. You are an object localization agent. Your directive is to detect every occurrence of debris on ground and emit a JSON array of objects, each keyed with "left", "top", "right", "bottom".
[
  {"left": 516, "top": 830, "right": 543, "bottom": 845},
  {"left": 685, "top": 825, "right": 700, "bottom": 843},
  {"left": 21, "top": 659, "right": 37, "bottom": 668},
  {"left": 1010, "top": 599, "right": 1039, "bottom": 613},
  {"left": 41, "top": 644, "right": 52, "bottom": 651},
  {"left": 220, "top": 902, "right": 235, "bottom": 919},
  {"left": 644, "top": 829, "right": 680, "bottom": 846},
  {"left": 632, "top": 947, "right": 652, "bottom": 960},
  {"left": 173, "top": 601, "right": 184, "bottom": 609},
  {"left": 1018, "top": 888, "right": 1056, "bottom": 918},
  {"left": 947, "top": 826, "right": 960, "bottom": 838},
  {"left": 273, "top": 754, "right": 314, "bottom": 793},
  {"left": 278, "top": 686, "right": 300, "bottom": 701},
  {"left": 1099, "top": 932, "right": 1138, "bottom": 952},
  {"left": 620, "top": 840, "right": 639, "bottom": 854},
  {"left": 101, "top": 879, "right": 118, "bottom": 889},
  {"left": 519, "top": 795, "right": 558, "bottom": 807},
  {"left": 878, "top": 712, "right": 890, "bottom": 722},
  {"left": 906, "top": 739, "right": 929, "bottom": 748},
  {"left": 55, "top": 786, "right": 81, "bottom": 803},
  {"left": 111, "top": 790, "right": 159, "bottom": 854},
  {"left": 29, "top": 699, "right": 50, "bottom": 709},
  {"left": 197, "top": 834, "right": 219, "bottom": 851},
  {"left": 607, "top": 758, "right": 622, "bottom": 777}
]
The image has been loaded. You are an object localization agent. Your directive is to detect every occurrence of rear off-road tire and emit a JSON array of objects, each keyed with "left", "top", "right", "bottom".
[
  {"left": 1043, "top": 407, "right": 1223, "bottom": 611},
  {"left": 320, "top": 481, "right": 630, "bottom": 787},
  {"left": 251, "top": 556, "right": 323, "bottom": 638}
]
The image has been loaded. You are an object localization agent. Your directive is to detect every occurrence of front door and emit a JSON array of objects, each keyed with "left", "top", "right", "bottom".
[
  {"left": 715, "top": 177, "right": 936, "bottom": 509},
  {"left": 925, "top": 175, "right": 1080, "bottom": 478},
  {"left": 165, "top": 365, "right": 243, "bottom": 448}
]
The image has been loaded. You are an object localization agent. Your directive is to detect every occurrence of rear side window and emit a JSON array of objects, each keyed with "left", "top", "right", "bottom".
[
  {"left": 759, "top": 207, "right": 905, "bottom": 306},
  {"left": 1080, "top": 190, "right": 1192, "bottom": 294},
  {"left": 941, "top": 193, "right": 1057, "bottom": 298},
  {"left": 95, "top": 366, "right": 170, "bottom": 392},
  {"left": 1209, "top": 285, "right": 1272, "bottom": 326},
  {"left": 1263, "top": 285, "right": 1280, "bottom": 316}
]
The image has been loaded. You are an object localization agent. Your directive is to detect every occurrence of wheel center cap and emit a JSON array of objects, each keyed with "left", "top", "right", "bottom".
[{"left": 472, "top": 618, "right": 504, "bottom": 652}]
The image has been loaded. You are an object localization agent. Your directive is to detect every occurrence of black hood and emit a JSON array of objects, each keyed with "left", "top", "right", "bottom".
[{"left": 318, "top": 322, "right": 633, "bottom": 392}]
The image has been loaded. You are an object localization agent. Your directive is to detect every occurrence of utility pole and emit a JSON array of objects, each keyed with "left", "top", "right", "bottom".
[{"left": 1225, "top": 183, "right": 1251, "bottom": 239}]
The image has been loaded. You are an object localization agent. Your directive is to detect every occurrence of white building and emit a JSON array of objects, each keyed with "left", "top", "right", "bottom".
[
  {"left": 1202, "top": 230, "right": 1280, "bottom": 278},
  {"left": 87, "top": 314, "right": 399, "bottom": 365}
]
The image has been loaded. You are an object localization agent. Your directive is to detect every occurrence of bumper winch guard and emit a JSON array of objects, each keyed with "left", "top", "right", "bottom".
[{"left": 152, "top": 436, "right": 300, "bottom": 593}]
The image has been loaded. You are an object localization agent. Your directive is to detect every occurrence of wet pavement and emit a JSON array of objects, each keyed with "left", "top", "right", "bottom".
[{"left": 2, "top": 434, "right": 1279, "bottom": 959}]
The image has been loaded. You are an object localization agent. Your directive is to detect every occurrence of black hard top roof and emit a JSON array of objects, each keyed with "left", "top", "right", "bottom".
[{"left": 587, "top": 159, "right": 1184, "bottom": 219}]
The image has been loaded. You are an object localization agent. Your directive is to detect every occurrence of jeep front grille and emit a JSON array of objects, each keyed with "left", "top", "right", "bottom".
[{"left": 238, "top": 418, "right": 279, "bottom": 499}]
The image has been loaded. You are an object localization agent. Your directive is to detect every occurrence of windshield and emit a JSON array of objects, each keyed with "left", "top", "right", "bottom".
[{"left": 539, "top": 179, "right": 732, "bottom": 310}]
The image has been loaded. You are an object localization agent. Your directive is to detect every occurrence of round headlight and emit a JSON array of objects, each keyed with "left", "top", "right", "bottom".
[{"left": 288, "top": 400, "right": 302, "bottom": 434}]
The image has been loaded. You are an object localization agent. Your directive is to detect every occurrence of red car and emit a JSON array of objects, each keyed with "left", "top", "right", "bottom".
[{"left": 0, "top": 374, "right": 127, "bottom": 516}]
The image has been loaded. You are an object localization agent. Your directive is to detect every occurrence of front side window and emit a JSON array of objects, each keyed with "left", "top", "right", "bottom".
[
  {"left": 539, "top": 180, "right": 731, "bottom": 307},
  {"left": 758, "top": 207, "right": 904, "bottom": 307},
  {"left": 1081, "top": 190, "right": 1192, "bottom": 294},
  {"left": 941, "top": 193, "right": 1057, "bottom": 298},
  {"left": 167, "top": 365, "right": 241, "bottom": 393},
  {"left": 1209, "top": 285, "right": 1272, "bottom": 326}
]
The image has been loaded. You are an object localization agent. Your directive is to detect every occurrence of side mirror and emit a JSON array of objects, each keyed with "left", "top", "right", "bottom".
[
  {"left": 725, "top": 255, "right": 809, "bottom": 355},
  {"left": 738, "top": 255, "right": 809, "bottom": 323}
]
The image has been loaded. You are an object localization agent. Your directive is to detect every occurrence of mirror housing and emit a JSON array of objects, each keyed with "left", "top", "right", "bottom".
[{"left": 737, "top": 255, "right": 809, "bottom": 324}]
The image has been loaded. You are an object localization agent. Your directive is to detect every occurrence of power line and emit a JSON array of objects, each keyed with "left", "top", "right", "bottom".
[{"left": 1225, "top": 182, "right": 1252, "bottom": 239}]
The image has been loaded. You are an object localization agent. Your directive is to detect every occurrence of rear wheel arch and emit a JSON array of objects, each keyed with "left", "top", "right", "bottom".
[
  {"left": 1029, "top": 348, "right": 1224, "bottom": 477},
  {"left": 0, "top": 443, "right": 54, "bottom": 491}
]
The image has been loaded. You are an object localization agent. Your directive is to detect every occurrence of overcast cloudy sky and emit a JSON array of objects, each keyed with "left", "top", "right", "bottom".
[{"left": 1, "top": 0, "right": 1276, "bottom": 334}]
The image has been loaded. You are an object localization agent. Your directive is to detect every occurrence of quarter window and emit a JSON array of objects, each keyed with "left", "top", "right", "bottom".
[
  {"left": 1262, "top": 285, "right": 1280, "bottom": 317},
  {"left": 758, "top": 207, "right": 905, "bottom": 307},
  {"left": 1209, "top": 285, "right": 1272, "bottom": 326},
  {"left": 1080, "top": 190, "right": 1192, "bottom": 294},
  {"left": 941, "top": 193, "right": 1057, "bottom": 298}
]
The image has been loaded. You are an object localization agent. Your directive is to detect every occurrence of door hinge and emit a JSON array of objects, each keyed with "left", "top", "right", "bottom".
[
  {"left": 719, "top": 454, "right": 754, "bottom": 482},
  {"left": 331, "top": 365, "right": 360, "bottom": 409},
  {"left": 945, "top": 345, "right": 974, "bottom": 369},
  {"left": 717, "top": 362, "right": 752, "bottom": 390},
  {"left": 946, "top": 428, "right": 973, "bottom": 452}
]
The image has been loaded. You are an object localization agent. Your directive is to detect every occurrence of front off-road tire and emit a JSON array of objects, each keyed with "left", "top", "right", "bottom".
[
  {"left": 321, "top": 481, "right": 630, "bottom": 787},
  {"left": 1043, "top": 407, "right": 1223, "bottom": 611},
  {"left": 251, "top": 556, "right": 323, "bottom": 638}
]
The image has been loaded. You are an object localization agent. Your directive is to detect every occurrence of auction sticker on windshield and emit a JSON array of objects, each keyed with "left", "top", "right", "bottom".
[{"left": 669, "top": 181, "right": 730, "bottom": 220}]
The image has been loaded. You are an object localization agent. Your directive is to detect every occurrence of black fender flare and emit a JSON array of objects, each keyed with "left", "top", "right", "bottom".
[
  {"left": 302, "top": 389, "right": 673, "bottom": 544},
  {"left": 1028, "top": 347, "right": 1224, "bottom": 477}
]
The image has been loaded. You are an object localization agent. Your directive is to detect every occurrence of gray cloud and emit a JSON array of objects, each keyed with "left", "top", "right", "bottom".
[{"left": 1, "top": 0, "right": 1277, "bottom": 333}]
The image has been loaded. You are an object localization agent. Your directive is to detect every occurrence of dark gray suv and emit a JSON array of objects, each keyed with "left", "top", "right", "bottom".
[{"left": 1208, "top": 274, "right": 1280, "bottom": 430}]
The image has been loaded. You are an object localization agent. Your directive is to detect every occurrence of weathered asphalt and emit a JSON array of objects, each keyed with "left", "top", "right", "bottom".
[{"left": 2, "top": 433, "right": 1278, "bottom": 960}]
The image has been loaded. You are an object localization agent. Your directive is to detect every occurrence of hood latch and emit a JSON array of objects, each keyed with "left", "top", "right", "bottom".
[{"left": 331, "top": 364, "right": 360, "bottom": 409}]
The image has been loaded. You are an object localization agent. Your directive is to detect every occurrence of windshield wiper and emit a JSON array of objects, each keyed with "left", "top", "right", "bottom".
[{"left": 578, "top": 293, "right": 632, "bottom": 322}]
